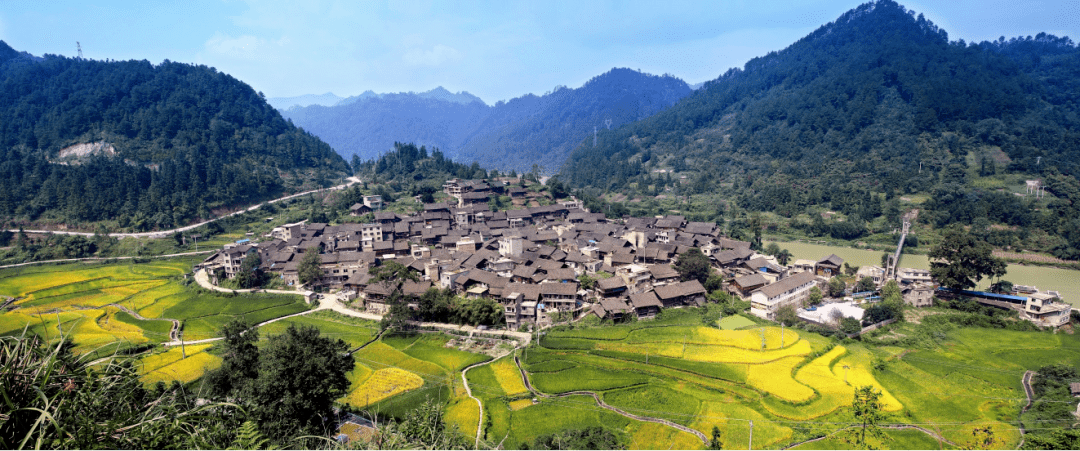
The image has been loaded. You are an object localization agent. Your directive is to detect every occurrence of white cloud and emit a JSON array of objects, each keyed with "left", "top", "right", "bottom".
[
  {"left": 402, "top": 44, "right": 462, "bottom": 67},
  {"left": 204, "top": 33, "right": 289, "bottom": 61}
]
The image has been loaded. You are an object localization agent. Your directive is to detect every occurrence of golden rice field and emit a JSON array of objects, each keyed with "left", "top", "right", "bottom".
[
  {"left": 340, "top": 367, "right": 424, "bottom": 408},
  {"left": 489, "top": 357, "right": 529, "bottom": 397},
  {"left": 444, "top": 397, "right": 481, "bottom": 437},
  {"left": 745, "top": 356, "right": 816, "bottom": 402},
  {"left": 139, "top": 344, "right": 221, "bottom": 386}
]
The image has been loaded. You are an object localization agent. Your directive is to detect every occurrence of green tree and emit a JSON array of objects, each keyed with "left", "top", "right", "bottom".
[
  {"left": 236, "top": 251, "right": 263, "bottom": 289},
  {"left": 249, "top": 325, "right": 353, "bottom": 441},
  {"left": 856, "top": 276, "right": 876, "bottom": 293},
  {"left": 764, "top": 242, "right": 781, "bottom": 256},
  {"left": 808, "top": 286, "right": 824, "bottom": 306},
  {"left": 827, "top": 277, "right": 846, "bottom": 298},
  {"left": 929, "top": 225, "right": 1007, "bottom": 291},
  {"left": 709, "top": 426, "right": 723, "bottom": 450},
  {"left": 840, "top": 316, "right": 863, "bottom": 335},
  {"left": 370, "top": 261, "right": 420, "bottom": 331},
  {"left": 205, "top": 319, "right": 260, "bottom": 400},
  {"left": 704, "top": 273, "right": 725, "bottom": 293},
  {"left": 297, "top": 251, "right": 322, "bottom": 288},
  {"left": 675, "top": 247, "right": 712, "bottom": 285},
  {"left": 850, "top": 385, "right": 885, "bottom": 449},
  {"left": 776, "top": 304, "right": 799, "bottom": 326},
  {"left": 775, "top": 248, "right": 793, "bottom": 266}
]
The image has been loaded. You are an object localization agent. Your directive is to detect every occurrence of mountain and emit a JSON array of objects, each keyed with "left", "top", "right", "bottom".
[
  {"left": 558, "top": 0, "right": 1080, "bottom": 258},
  {"left": 0, "top": 41, "right": 348, "bottom": 231},
  {"left": 281, "top": 68, "right": 691, "bottom": 171},
  {"left": 267, "top": 92, "right": 344, "bottom": 110}
]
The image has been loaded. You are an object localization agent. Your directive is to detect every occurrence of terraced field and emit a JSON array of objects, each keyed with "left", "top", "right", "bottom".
[{"left": 499, "top": 308, "right": 1068, "bottom": 449}]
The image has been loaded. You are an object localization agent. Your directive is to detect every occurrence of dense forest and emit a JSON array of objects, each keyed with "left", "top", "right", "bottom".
[
  {"left": 0, "top": 41, "right": 348, "bottom": 231},
  {"left": 559, "top": 0, "right": 1080, "bottom": 259},
  {"left": 283, "top": 68, "right": 691, "bottom": 171}
]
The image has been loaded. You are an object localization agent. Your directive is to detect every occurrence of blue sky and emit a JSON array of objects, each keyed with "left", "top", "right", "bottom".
[{"left": 2, "top": 0, "right": 1077, "bottom": 104}]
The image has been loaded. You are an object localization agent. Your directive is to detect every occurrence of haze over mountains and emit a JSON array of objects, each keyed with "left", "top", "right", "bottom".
[{"left": 280, "top": 68, "right": 691, "bottom": 171}]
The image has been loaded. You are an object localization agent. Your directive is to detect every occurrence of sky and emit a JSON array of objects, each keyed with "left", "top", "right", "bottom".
[{"left": 1, "top": 0, "right": 1078, "bottom": 104}]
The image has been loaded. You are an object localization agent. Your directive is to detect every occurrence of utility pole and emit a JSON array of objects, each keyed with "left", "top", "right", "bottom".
[
  {"left": 76, "top": 41, "right": 83, "bottom": 59},
  {"left": 748, "top": 420, "right": 754, "bottom": 450},
  {"left": 843, "top": 364, "right": 850, "bottom": 384},
  {"left": 760, "top": 328, "right": 766, "bottom": 351},
  {"left": 56, "top": 312, "right": 63, "bottom": 341},
  {"left": 180, "top": 331, "right": 187, "bottom": 359}
]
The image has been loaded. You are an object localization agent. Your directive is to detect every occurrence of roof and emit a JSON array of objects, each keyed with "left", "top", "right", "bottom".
[
  {"left": 598, "top": 297, "right": 631, "bottom": 314},
  {"left": 540, "top": 282, "right": 578, "bottom": 296},
  {"left": 757, "top": 271, "right": 817, "bottom": 299},
  {"left": 733, "top": 273, "right": 770, "bottom": 288},
  {"left": 654, "top": 280, "right": 706, "bottom": 300},
  {"left": 649, "top": 264, "right": 679, "bottom": 280},
  {"left": 629, "top": 291, "right": 663, "bottom": 309},
  {"left": 597, "top": 276, "right": 627, "bottom": 290},
  {"left": 817, "top": 254, "right": 844, "bottom": 267}
]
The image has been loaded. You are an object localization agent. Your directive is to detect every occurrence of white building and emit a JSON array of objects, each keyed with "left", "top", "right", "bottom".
[{"left": 750, "top": 271, "right": 819, "bottom": 320}]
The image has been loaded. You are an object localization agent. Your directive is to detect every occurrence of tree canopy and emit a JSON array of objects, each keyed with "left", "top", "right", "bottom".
[
  {"left": 929, "top": 225, "right": 1006, "bottom": 291},
  {"left": 675, "top": 247, "right": 712, "bottom": 285}
]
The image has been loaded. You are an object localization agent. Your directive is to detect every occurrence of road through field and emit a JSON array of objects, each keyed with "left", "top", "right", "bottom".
[
  {"left": 166, "top": 269, "right": 531, "bottom": 347},
  {"left": 8, "top": 176, "right": 362, "bottom": 239}
]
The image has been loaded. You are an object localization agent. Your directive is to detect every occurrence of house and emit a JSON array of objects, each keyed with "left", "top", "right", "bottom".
[
  {"left": 815, "top": 254, "right": 843, "bottom": 277},
  {"left": 789, "top": 259, "right": 817, "bottom": 275},
  {"left": 363, "top": 195, "right": 383, "bottom": 210},
  {"left": 648, "top": 264, "right": 680, "bottom": 286},
  {"left": 629, "top": 291, "right": 663, "bottom": 318},
  {"left": 896, "top": 268, "right": 933, "bottom": 285},
  {"left": 539, "top": 282, "right": 579, "bottom": 311},
  {"left": 750, "top": 271, "right": 819, "bottom": 320},
  {"left": 855, "top": 265, "right": 886, "bottom": 287},
  {"left": 731, "top": 273, "right": 769, "bottom": 298},
  {"left": 653, "top": 280, "right": 707, "bottom": 307},
  {"left": 349, "top": 203, "right": 372, "bottom": 216},
  {"left": 596, "top": 276, "right": 628, "bottom": 297},
  {"left": 591, "top": 297, "right": 632, "bottom": 321},
  {"left": 1022, "top": 292, "right": 1071, "bottom": 328},
  {"left": 901, "top": 283, "right": 934, "bottom": 307}
]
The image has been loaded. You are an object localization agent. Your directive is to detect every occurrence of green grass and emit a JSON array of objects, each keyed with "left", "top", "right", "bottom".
[
  {"left": 530, "top": 364, "right": 649, "bottom": 393},
  {"left": 114, "top": 311, "right": 173, "bottom": 340},
  {"left": 258, "top": 310, "right": 377, "bottom": 349},
  {"left": 602, "top": 384, "right": 700, "bottom": 424},
  {"left": 719, "top": 314, "right": 757, "bottom": 330}
]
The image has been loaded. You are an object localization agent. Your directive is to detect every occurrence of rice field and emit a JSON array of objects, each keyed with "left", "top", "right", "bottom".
[
  {"left": 139, "top": 344, "right": 221, "bottom": 386},
  {"left": 340, "top": 368, "right": 424, "bottom": 408},
  {"left": 514, "top": 310, "right": 1067, "bottom": 450}
]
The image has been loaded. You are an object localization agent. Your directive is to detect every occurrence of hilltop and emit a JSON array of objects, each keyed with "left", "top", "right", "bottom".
[{"left": 0, "top": 41, "right": 348, "bottom": 231}]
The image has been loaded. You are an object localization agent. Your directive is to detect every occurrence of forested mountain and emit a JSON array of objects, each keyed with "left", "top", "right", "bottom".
[
  {"left": 559, "top": 0, "right": 1080, "bottom": 259},
  {"left": 0, "top": 41, "right": 348, "bottom": 231},
  {"left": 281, "top": 68, "right": 691, "bottom": 171}
]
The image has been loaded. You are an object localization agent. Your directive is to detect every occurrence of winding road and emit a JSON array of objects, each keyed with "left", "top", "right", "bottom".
[{"left": 8, "top": 176, "right": 362, "bottom": 239}]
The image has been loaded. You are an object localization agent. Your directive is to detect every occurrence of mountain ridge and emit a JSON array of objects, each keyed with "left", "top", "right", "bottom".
[{"left": 282, "top": 68, "right": 690, "bottom": 171}]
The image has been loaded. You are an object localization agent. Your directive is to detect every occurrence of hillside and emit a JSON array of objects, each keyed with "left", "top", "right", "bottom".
[
  {"left": 0, "top": 41, "right": 348, "bottom": 231},
  {"left": 558, "top": 0, "right": 1080, "bottom": 259},
  {"left": 281, "top": 68, "right": 691, "bottom": 171}
]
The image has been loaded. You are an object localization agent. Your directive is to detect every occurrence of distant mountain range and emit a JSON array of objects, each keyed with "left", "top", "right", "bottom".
[
  {"left": 267, "top": 92, "right": 344, "bottom": 110},
  {"left": 280, "top": 69, "right": 691, "bottom": 171}
]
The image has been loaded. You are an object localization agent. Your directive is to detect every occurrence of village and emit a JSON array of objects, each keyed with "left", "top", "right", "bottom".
[{"left": 200, "top": 178, "right": 1073, "bottom": 332}]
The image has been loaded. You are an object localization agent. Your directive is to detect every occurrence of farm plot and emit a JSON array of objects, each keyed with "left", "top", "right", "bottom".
[
  {"left": 258, "top": 310, "right": 377, "bottom": 349},
  {"left": 340, "top": 368, "right": 424, "bottom": 408},
  {"left": 139, "top": 344, "right": 221, "bottom": 386}
]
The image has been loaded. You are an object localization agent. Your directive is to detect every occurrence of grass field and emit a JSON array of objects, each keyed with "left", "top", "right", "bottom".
[{"left": 139, "top": 343, "right": 222, "bottom": 386}]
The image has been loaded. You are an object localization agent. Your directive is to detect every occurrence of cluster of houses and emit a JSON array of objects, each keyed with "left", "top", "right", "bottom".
[{"left": 201, "top": 180, "right": 1072, "bottom": 330}]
